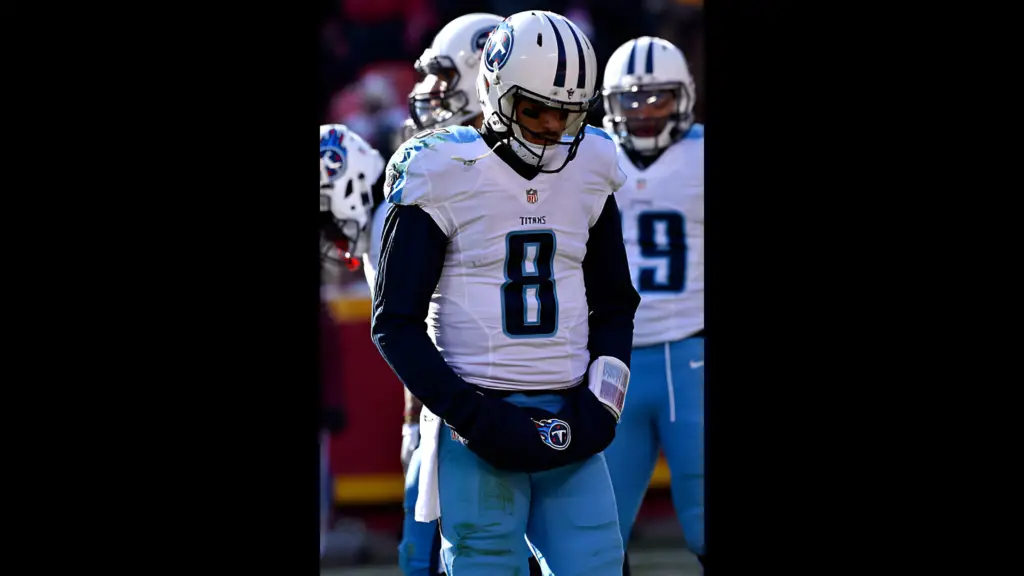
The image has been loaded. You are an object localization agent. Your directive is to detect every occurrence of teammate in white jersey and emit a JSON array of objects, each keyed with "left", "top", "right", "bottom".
[
  {"left": 370, "top": 11, "right": 640, "bottom": 575},
  {"left": 600, "top": 36, "right": 705, "bottom": 573},
  {"left": 319, "top": 123, "right": 384, "bottom": 559}
]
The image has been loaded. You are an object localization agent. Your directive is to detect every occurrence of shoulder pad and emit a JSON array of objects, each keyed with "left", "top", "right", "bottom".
[
  {"left": 582, "top": 125, "right": 626, "bottom": 193},
  {"left": 383, "top": 126, "right": 482, "bottom": 206},
  {"left": 672, "top": 123, "right": 704, "bottom": 159},
  {"left": 584, "top": 125, "right": 614, "bottom": 142}
]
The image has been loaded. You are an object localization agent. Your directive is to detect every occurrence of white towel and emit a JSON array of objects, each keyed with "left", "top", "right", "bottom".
[{"left": 414, "top": 407, "right": 442, "bottom": 523}]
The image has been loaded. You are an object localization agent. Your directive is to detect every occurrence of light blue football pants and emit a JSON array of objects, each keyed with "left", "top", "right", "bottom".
[
  {"left": 603, "top": 336, "right": 705, "bottom": 555},
  {"left": 438, "top": 393, "right": 624, "bottom": 575}
]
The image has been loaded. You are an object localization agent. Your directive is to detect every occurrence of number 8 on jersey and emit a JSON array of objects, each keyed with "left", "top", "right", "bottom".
[{"left": 502, "top": 230, "right": 559, "bottom": 338}]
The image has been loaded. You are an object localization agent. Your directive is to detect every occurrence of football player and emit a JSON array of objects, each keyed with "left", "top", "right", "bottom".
[
  {"left": 600, "top": 36, "right": 705, "bottom": 573},
  {"left": 370, "top": 10, "right": 640, "bottom": 575}
]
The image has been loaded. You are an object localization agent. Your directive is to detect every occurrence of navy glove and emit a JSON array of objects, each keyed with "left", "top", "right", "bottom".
[
  {"left": 448, "top": 383, "right": 618, "bottom": 474},
  {"left": 447, "top": 392, "right": 564, "bottom": 472},
  {"left": 553, "top": 382, "right": 619, "bottom": 456}
]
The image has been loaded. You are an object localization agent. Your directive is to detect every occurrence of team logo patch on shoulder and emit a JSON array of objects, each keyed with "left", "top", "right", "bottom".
[
  {"left": 526, "top": 188, "right": 539, "bottom": 204},
  {"left": 483, "top": 21, "right": 514, "bottom": 72},
  {"left": 319, "top": 128, "right": 348, "bottom": 183},
  {"left": 533, "top": 418, "right": 571, "bottom": 451}
]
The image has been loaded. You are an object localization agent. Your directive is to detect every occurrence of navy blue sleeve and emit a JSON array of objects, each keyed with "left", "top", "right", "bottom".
[
  {"left": 582, "top": 195, "right": 642, "bottom": 368},
  {"left": 370, "top": 204, "right": 481, "bottom": 429}
]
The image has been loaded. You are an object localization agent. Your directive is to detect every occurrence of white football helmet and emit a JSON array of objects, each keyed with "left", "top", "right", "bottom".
[
  {"left": 408, "top": 13, "right": 504, "bottom": 133},
  {"left": 319, "top": 124, "right": 384, "bottom": 269},
  {"left": 602, "top": 36, "right": 696, "bottom": 154},
  {"left": 477, "top": 11, "right": 599, "bottom": 172}
]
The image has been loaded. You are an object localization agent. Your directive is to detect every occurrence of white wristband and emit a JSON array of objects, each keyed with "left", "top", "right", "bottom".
[
  {"left": 587, "top": 355, "right": 630, "bottom": 421},
  {"left": 402, "top": 423, "right": 420, "bottom": 437}
]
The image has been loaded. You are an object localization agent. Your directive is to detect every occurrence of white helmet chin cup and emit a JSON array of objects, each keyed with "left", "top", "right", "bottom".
[
  {"left": 407, "top": 13, "right": 504, "bottom": 132},
  {"left": 505, "top": 123, "right": 577, "bottom": 169}
]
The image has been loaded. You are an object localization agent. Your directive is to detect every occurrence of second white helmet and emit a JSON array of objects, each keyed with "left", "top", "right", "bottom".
[{"left": 407, "top": 13, "right": 504, "bottom": 133}]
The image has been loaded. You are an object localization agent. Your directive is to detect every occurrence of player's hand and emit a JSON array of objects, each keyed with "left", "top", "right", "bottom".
[
  {"left": 450, "top": 393, "right": 568, "bottom": 473},
  {"left": 528, "top": 356, "right": 628, "bottom": 463},
  {"left": 556, "top": 383, "right": 619, "bottom": 455},
  {"left": 450, "top": 390, "right": 619, "bottom": 474},
  {"left": 400, "top": 422, "right": 420, "bottom": 475}
]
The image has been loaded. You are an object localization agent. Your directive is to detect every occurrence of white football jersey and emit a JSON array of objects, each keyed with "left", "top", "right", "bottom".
[
  {"left": 615, "top": 124, "right": 704, "bottom": 347},
  {"left": 384, "top": 125, "right": 625, "bottom": 391}
]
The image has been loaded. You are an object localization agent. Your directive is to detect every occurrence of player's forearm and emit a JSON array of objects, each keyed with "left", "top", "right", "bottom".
[
  {"left": 370, "top": 204, "right": 480, "bottom": 430},
  {"left": 584, "top": 196, "right": 642, "bottom": 367},
  {"left": 373, "top": 299, "right": 481, "bottom": 431},
  {"left": 374, "top": 317, "right": 479, "bottom": 425}
]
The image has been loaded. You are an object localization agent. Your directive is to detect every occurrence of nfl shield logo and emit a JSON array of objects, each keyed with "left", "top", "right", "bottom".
[{"left": 526, "top": 188, "right": 539, "bottom": 204}]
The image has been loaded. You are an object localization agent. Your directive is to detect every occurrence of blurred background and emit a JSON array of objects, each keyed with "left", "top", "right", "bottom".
[{"left": 320, "top": 1, "right": 704, "bottom": 573}]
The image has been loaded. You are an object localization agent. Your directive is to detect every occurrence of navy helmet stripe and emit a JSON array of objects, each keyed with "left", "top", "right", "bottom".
[
  {"left": 626, "top": 39, "right": 638, "bottom": 75},
  {"left": 543, "top": 14, "right": 567, "bottom": 88},
  {"left": 558, "top": 16, "right": 587, "bottom": 89},
  {"left": 645, "top": 38, "right": 655, "bottom": 74}
]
